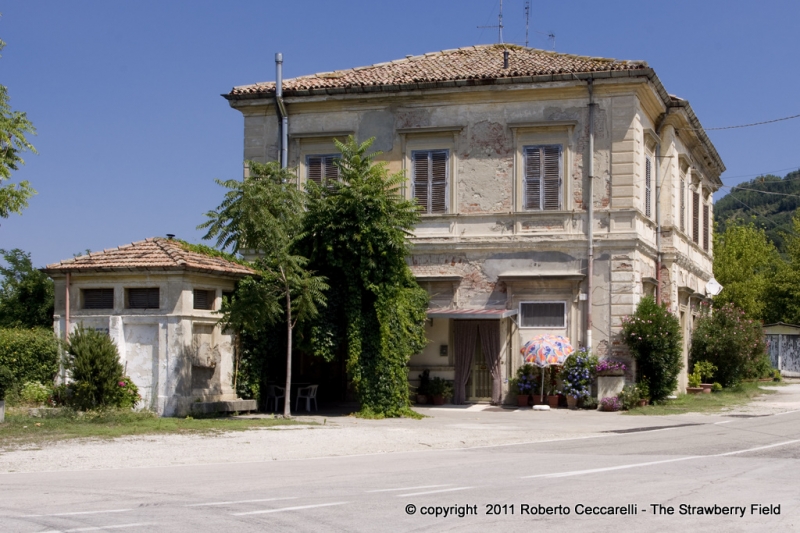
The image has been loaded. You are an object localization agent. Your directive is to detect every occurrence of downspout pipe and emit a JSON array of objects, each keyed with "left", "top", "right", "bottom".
[
  {"left": 275, "top": 53, "right": 288, "bottom": 169},
  {"left": 586, "top": 79, "right": 595, "bottom": 351}
]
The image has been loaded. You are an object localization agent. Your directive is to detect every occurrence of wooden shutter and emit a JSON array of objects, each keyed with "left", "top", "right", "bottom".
[
  {"left": 307, "top": 155, "right": 338, "bottom": 185},
  {"left": 324, "top": 156, "right": 338, "bottom": 182},
  {"left": 193, "top": 289, "right": 214, "bottom": 310},
  {"left": 524, "top": 145, "right": 561, "bottom": 210},
  {"left": 412, "top": 150, "right": 449, "bottom": 214},
  {"left": 307, "top": 156, "right": 323, "bottom": 185},
  {"left": 430, "top": 150, "right": 448, "bottom": 214},
  {"left": 680, "top": 178, "right": 685, "bottom": 232},
  {"left": 128, "top": 288, "right": 159, "bottom": 309},
  {"left": 542, "top": 146, "right": 561, "bottom": 210},
  {"left": 703, "top": 203, "right": 709, "bottom": 251},
  {"left": 692, "top": 191, "right": 700, "bottom": 244},
  {"left": 645, "top": 157, "right": 652, "bottom": 218},
  {"left": 412, "top": 152, "right": 430, "bottom": 212},
  {"left": 83, "top": 289, "right": 113, "bottom": 310}
]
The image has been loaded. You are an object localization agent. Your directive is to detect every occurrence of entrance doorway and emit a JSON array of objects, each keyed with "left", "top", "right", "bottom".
[{"left": 467, "top": 336, "right": 492, "bottom": 400}]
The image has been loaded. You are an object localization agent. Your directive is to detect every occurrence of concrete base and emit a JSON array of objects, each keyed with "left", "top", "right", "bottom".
[
  {"left": 598, "top": 376, "right": 625, "bottom": 401},
  {"left": 532, "top": 405, "right": 550, "bottom": 411},
  {"left": 190, "top": 399, "right": 257, "bottom": 415}
]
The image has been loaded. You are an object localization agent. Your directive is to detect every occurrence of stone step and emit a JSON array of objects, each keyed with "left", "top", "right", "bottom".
[{"left": 190, "top": 399, "right": 257, "bottom": 415}]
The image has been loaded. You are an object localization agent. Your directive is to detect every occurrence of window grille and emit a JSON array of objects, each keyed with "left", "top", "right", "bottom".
[
  {"left": 83, "top": 289, "right": 113, "bottom": 310},
  {"left": 523, "top": 145, "right": 562, "bottom": 210},
  {"left": 412, "top": 150, "right": 449, "bottom": 214},
  {"left": 127, "top": 288, "right": 159, "bottom": 309},
  {"left": 520, "top": 302, "right": 566, "bottom": 328}
]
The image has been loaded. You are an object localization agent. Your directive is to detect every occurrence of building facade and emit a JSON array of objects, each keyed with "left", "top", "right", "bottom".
[
  {"left": 224, "top": 45, "right": 723, "bottom": 403},
  {"left": 44, "top": 238, "right": 256, "bottom": 416}
]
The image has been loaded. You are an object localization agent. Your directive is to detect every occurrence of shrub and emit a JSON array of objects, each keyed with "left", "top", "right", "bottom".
[
  {"left": 19, "top": 381, "right": 51, "bottom": 405},
  {"left": 621, "top": 296, "right": 682, "bottom": 402},
  {"left": 562, "top": 349, "right": 597, "bottom": 399},
  {"left": 694, "top": 361, "right": 717, "bottom": 383},
  {"left": 428, "top": 377, "right": 452, "bottom": 398},
  {"left": 0, "top": 327, "right": 59, "bottom": 386},
  {"left": 115, "top": 376, "right": 141, "bottom": 409},
  {"left": 510, "top": 364, "right": 538, "bottom": 395},
  {"left": 0, "top": 365, "right": 13, "bottom": 401},
  {"left": 617, "top": 384, "right": 644, "bottom": 410},
  {"left": 712, "top": 382, "right": 723, "bottom": 393},
  {"left": 65, "top": 326, "right": 128, "bottom": 410},
  {"left": 690, "top": 303, "right": 769, "bottom": 386},
  {"left": 600, "top": 397, "right": 621, "bottom": 412}
]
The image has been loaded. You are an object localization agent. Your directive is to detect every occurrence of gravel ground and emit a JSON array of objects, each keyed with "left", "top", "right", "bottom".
[{"left": 2, "top": 383, "right": 799, "bottom": 474}]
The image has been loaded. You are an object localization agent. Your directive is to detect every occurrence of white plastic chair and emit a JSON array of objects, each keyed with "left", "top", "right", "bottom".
[
  {"left": 267, "top": 385, "right": 285, "bottom": 412},
  {"left": 295, "top": 384, "right": 318, "bottom": 412}
]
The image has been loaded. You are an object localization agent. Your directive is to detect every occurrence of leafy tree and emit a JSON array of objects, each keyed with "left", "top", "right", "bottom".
[
  {"left": 712, "top": 223, "right": 779, "bottom": 320},
  {"left": 0, "top": 248, "right": 54, "bottom": 328},
  {"left": 200, "top": 161, "right": 327, "bottom": 417},
  {"left": 620, "top": 296, "right": 682, "bottom": 402},
  {"left": 691, "top": 303, "right": 770, "bottom": 386},
  {"left": 302, "top": 137, "right": 428, "bottom": 417},
  {"left": 65, "top": 326, "right": 128, "bottom": 410},
  {"left": 0, "top": 38, "right": 37, "bottom": 221},
  {"left": 765, "top": 210, "right": 800, "bottom": 324}
]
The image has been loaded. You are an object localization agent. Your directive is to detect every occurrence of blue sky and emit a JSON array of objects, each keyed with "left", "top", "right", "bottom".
[{"left": 2, "top": 0, "right": 799, "bottom": 267}]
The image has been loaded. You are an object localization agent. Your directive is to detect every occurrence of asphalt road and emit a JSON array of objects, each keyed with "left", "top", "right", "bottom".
[{"left": 1, "top": 409, "right": 799, "bottom": 533}]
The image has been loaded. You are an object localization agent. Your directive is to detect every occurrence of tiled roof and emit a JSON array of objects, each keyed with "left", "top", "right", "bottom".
[
  {"left": 227, "top": 44, "right": 648, "bottom": 98},
  {"left": 43, "top": 238, "right": 255, "bottom": 277}
]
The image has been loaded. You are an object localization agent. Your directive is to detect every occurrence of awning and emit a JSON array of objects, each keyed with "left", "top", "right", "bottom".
[{"left": 426, "top": 308, "right": 518, "bottom": 320}]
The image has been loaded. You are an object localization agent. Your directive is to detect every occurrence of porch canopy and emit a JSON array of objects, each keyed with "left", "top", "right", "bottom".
[{"left": 427, "top": 308, "right": 517, "bottom": 406}]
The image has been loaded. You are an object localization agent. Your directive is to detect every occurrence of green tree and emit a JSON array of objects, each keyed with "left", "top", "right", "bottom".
[
  {"left": 765, "top": 210, "right": 800, "bottom": 324},
  {"left": 712, "top": 223, "right": 779, "bottom": 320},
  {"left": 0, "top": 248, "right": 54, "bottom": 328},
  {"left": 0, "top": 38, "right": 37, "bottom": 221},
  {"left": 200, "top": 161, "right": 327, "bottom": 417},
  {"left": 302, "top": 137, "right": 428, "bottom": 417},
  {"left": 620, "top": 296, "right": 682, "bottom": 402}
]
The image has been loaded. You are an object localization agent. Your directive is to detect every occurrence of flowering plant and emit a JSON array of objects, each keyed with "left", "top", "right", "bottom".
[
  {"left": 600, "top": 396, "right": 621, "bottom": 412},
  {"left": 595, "top": 360, "right": 627, "bottom": 374},
  {"left": 116, "top": 376, "right": 141, "bottom": 409},
  {"left": 510, "top": 364, "right": 538, "bottom": 395},
  {"left": 561, "top": 349, "right": 597, "bottom": 399}
]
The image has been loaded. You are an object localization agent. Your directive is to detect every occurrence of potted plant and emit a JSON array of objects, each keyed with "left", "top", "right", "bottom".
[
  {"left": 562, "top": 349, "right": 597, "bottom": 409},
  {"left": 686, "top": 368, "right": 703, "bottom": 394},
  {"left": 0, "top": 365, "right": 13, "bottom": 424},
  {"left": 595, "top": 359, "right": 627, "bottom": 376},
  {"left": 637, "top": 380, "right": 650, "bottom": 407},
  {"left": 512, "top": 364, "right": 537, "bottom": 407},
  {"left": 417, "top": 369, "right": 431, "bottom": 405},
  {"left": 599, "top": 396, "right": 622, "bottom": 412},
  {"left": 693, "top": 361, "right": 717, "bottom": 393},
  {"left": 429, "top": 377, "right": 452, "bottom": 405}
]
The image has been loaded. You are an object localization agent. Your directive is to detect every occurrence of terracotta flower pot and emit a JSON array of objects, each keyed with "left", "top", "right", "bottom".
[
  {"left": 432, "top": 395, "right": 445, "bottom": 405},
  {"left": 532, "top": 395, "right": 543, "bottom": 406},
  {"left": 547, "top": 395, "right": 559, "bottom": 409},
  {"left": 416, "top": 394, "right": 428, "bottom": 405},
  {"left": 637, "top": 399, "right": 648, "bottom": 407},
  {"left": 517, "top": 394, "right": 530, "bottom": 407},
  {"left": 700, "top": 384, "right": 713, "bottom": 394},
  {"left": 686, "top": 387, "right": 703, "bottom": 394},
  {"left": 567, "top": 395, "right": 578, "bottom": 409}
]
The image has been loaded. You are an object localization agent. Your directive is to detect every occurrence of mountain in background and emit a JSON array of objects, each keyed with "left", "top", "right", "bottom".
[{"left": 714, "top": 170, "right": 800, "bottom": 253}]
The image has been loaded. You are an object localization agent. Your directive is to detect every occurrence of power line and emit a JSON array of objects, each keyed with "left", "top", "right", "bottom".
[
  {"left": 681, "top": 112, "right": 800, "bottom": 132},
  {"left": 721, "top": 166, "right": 800, "bottom": 182},
  {"left": 720, "top": 185, "right": 800, "bottom": 199}
]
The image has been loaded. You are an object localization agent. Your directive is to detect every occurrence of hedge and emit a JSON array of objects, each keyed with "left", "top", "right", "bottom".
[{"left": 0, "top": 327, "right": 60, "bottom": 386}]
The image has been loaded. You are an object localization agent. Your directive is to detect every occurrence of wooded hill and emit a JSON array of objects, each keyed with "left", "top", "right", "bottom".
[{"left": 714, "top": 170, "right": 800, "bottom": 253}]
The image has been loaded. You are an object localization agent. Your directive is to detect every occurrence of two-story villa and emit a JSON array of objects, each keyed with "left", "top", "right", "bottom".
[{"left": 224, "top": 45, "right": 723, "bottom": 404}]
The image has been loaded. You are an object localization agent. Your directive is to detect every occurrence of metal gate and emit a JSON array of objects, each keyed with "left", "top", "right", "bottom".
[{"left": 468, "top": 338, "right": 492, "bottom": 400}]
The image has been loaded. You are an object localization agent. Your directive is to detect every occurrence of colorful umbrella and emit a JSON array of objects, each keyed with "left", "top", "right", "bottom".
[{"left": 520, "top": 335, "right": 575, "bottom": 404}]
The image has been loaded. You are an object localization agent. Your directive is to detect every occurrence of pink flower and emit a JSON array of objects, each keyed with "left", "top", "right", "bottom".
[{"left": 119, "top": 381, "right": 126, "bottom": 387}]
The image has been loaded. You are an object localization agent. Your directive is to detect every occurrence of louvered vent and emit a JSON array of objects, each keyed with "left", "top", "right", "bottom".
[
  {"left": 524, "top": 145, "right": 561, "bottom": 211},
  {"left": 83, "top": 289, "right": 113, "bottom": 310},
  {"left": 127, "top": 288, "right": 159, "bottom": 309},
  {"left": 193, "top": 289, "right": 215, "bottom": 310},
  {"left": 412, "top": 150, "right": 449, "bottom": 214},
  {"left": 520, "top": 302, "right": 566, "bottom": 328}
]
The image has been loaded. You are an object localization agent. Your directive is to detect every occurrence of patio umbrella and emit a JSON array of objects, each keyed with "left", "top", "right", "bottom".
[{"left": 521, "top": 335, "right": 575, "bottom": 404}]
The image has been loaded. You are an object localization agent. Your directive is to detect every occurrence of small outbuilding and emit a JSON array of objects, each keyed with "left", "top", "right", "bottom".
[
  {"left": 764, "top": 323, "right": 800, "bottom": 378},
  {"left": 43, "top": 237, "right": 256, "bottom": 416}
]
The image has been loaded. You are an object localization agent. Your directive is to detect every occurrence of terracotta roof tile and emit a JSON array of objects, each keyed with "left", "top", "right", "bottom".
[
  {"left": 227, "top": 44, "right": 647, "bottom": 98},
  {"left": 43, "top": 238, "right": 255, "bottom": 277}
]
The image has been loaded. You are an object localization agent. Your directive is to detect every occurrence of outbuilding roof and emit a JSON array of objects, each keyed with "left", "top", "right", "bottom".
[
  {"left": 43, "top": 238, "right": 255, "bottom": 277},
  {"left": 226, "top": 44, "right": 648, "bottom": 98}
]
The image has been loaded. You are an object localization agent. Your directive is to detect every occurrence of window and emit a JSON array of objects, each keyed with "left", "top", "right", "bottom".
[
  {"left": 645, "top": 156, "right": 652, "bottom": 218},
  {"left": 679, "top": 177, "right": 686, "bottom": 232},
  {"left": 523, "top": 145, "right": 562, "bottom": 210},
  {"left": 83, "top": 288, "right": 113, "bottom": 310},
  {"left": 127, "top": 288, "right": 159, "bottom": 309},
  {"left": 703, "top": 203, "right": 709, "bottom": 252},
  {"left": 306, "top": 154, "right": 339, "bottom": 185},
  {"left": 519, "top": 302, "right": 566, "bottom": 328},
  {"left": 692, "top": 190, "right": 700, "bottom": 244},
  {"left": 412, "top": 149, "right": 449, "bottom": 214},
  {"left": 193, "top": 289, "right": 215, "bottom": 310}
]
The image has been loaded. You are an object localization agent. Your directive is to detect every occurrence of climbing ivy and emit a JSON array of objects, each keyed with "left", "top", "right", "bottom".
[{"left": 302, "top": 137, "right": 428, "bottom": 417}]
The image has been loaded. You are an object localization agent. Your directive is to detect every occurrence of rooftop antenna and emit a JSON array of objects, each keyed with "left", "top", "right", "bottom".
[
  {"left": 536, "top": 30, "right": 556, "bottom": 50},
  {"left": 524, "top": 1, "right": 530, "bottom": 47},
  {"left": 478, "top": 0, "right": 504, "bottom": 43}
]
